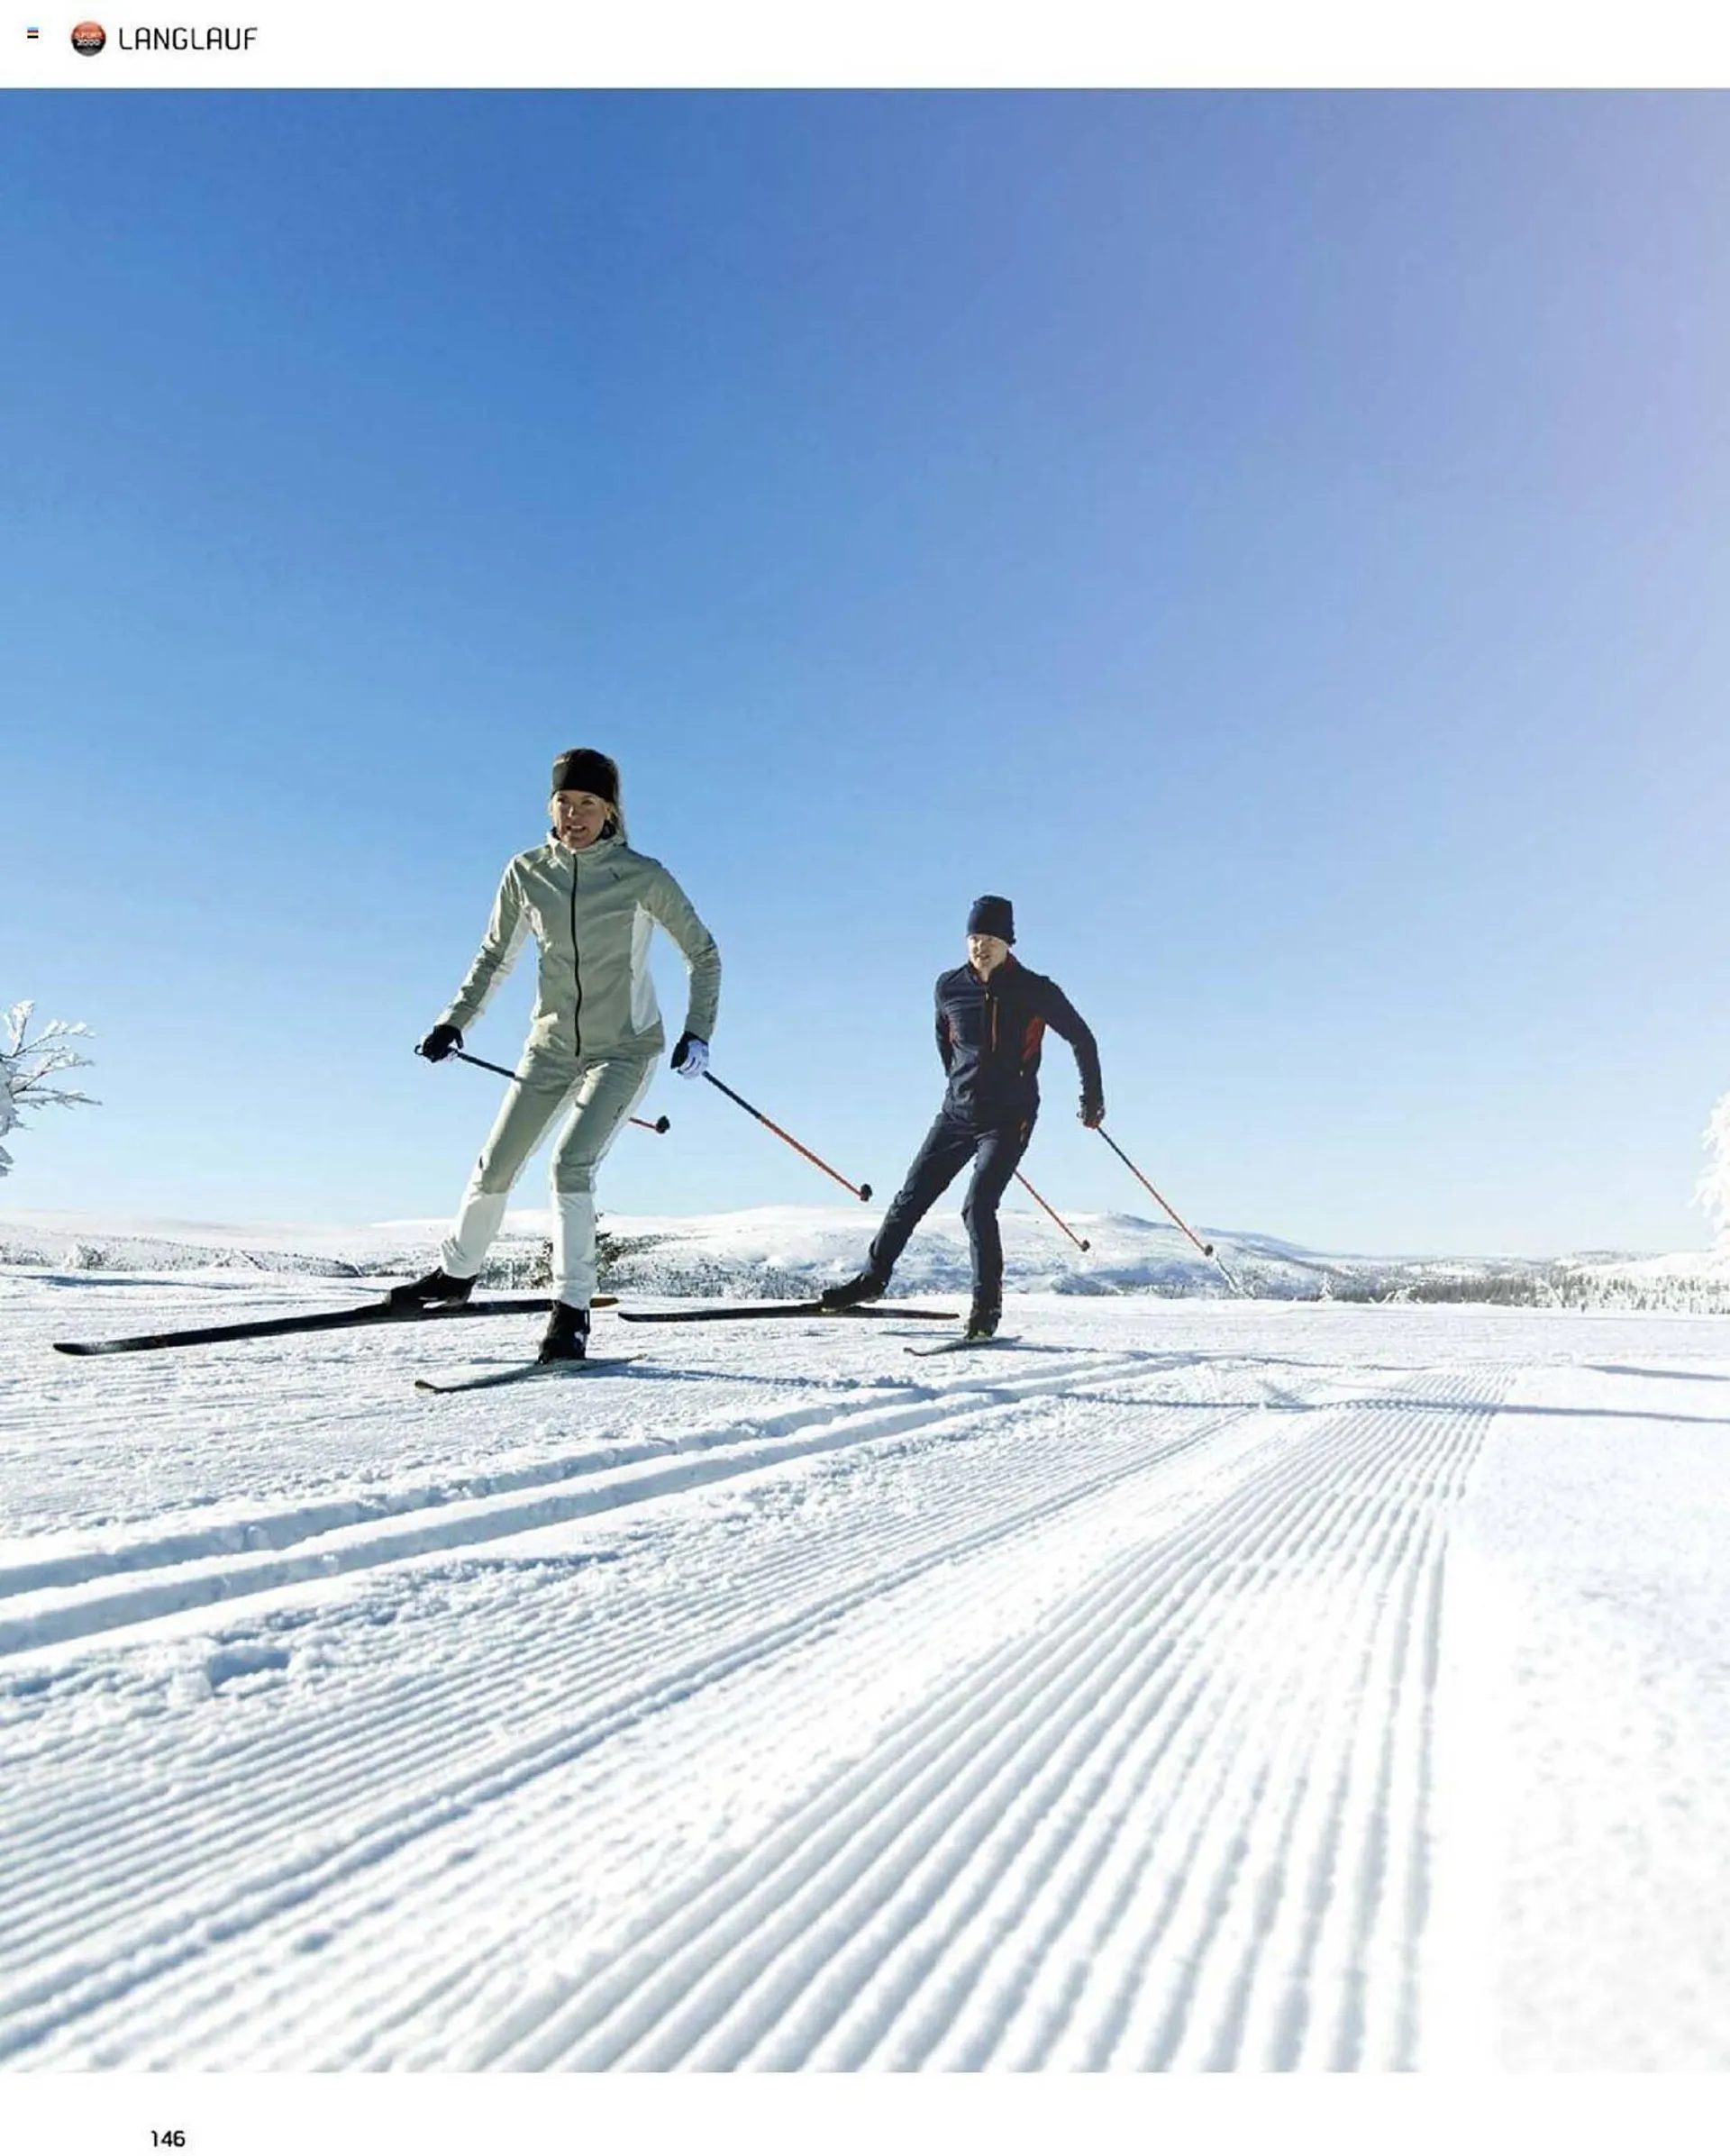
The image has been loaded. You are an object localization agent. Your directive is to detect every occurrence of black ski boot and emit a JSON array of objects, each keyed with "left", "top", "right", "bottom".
[
  {"left": 819, "top": 1269, "right": 890, "bottom": 1311},
  {"left": 964, "top": 1297, "right": 1000, "bottom": 1341},
  {"left": 538, "top": 1301, "right": 590, "bottom": 1363},
  {"left": 387, "top": 1268, "right": 478, "bottom": 1310}
]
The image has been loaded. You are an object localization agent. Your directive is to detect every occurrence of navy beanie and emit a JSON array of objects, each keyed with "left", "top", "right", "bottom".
[
  {"left": 550, "top": 748, "right": 619, "bottom": 803},
  {"left": 967, "top": 894, "right": 1015, "bottom": 944}
]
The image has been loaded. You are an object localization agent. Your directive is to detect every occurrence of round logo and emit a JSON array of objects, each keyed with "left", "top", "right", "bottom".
[{"left": 71, "top": 21, "right": 106, "bottom": 52}]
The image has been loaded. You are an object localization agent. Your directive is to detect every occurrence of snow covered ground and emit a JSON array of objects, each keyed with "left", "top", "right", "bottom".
[{"left": 6, "top": 1237, "right": 1730, "bottom": 2087}]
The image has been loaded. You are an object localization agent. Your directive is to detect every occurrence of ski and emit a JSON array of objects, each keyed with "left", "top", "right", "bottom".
[
  {"left": 414, "top": 1355, "right": 639, "bottom": 1395},
  {"left": 53, "top": 1294, "right": 614, "bottom": 1358},
  {"left": 616, "top": 1301, "right": 957, "bottom": 1325},
  {"left": 906, "top": 1334, "right": 1023, "bottom": 1358}
]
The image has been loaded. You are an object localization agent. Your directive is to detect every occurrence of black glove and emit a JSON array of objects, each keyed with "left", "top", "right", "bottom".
[
  {"left": 418, "top": 1023, "right": 463, "bottom": 1063},
  {"left": 670, "top": 1032, "right": 709, "bottom": 1080},
  {"left": 1079, "top": 1096, "right": 1106, "bottom": 1129}
]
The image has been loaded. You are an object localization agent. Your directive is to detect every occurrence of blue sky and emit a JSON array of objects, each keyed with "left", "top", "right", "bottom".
[{"left": 4, "top": 91, "right": 1727, "bottom": 1255}]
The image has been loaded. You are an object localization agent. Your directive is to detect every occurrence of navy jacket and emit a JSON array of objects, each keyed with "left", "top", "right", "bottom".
[{"left": 933, "top": 955, "right": 1103, "bottom": 1129}]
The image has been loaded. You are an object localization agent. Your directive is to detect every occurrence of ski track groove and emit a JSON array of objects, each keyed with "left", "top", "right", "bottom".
[
  {"left": 1116, "top": 1393, "right": 1471, "bottom": 2071},
  {"left": 70, "top": 1379, "right": 1268, "bottom": 2070},
  {"left": 0, "top": 1346, "right": 1508, "bottom": 2070},
  {"left": 848, "top": 1388, "right": 1483, "bottom": 2070},
  {"left": 751, "top": 1406, "right": 1425, "bottom": 2071},
  {"left": 10, "top": 1370, "right": 1441, "bottom": 2060},
  {"left": 0, "top": 1353, "right": 1265, "bottom": 2057},
  {"left": 912, "top": 1519, "right": 1296, "bottom": 2070},
  {"left": 497, "top": 1369, "right": 1500, "bottom": 2070},
  {"left": 0, "top": 1354, "right": 1197, "bottom": 1946},
  {"left": 0, "top": 1351, "right": 1146, "bottom": 1654},
  {"left": 1173, "top": 1458, "right": 1426, "bottom": 2068},
  {"left": 370, "top": 1462, "right": 1289, "bottom": 2072},
  {"left": 6, "top": 1388, "right": 1268, "bottom": 2060},
  {"left": 942, "top": 1395, "right": 1480, "bottom": 2069},
  {"left": 417, "top": 1370, "right": 1497, "bottom": 2070},
  {"left": 561, "top": 1419, "right": 1340, "bottom": 2072}
]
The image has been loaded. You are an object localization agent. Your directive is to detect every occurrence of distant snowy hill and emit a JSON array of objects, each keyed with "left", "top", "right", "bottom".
[{"left": 4, "top": 1205, "right": 1728, "bottom": 1310}]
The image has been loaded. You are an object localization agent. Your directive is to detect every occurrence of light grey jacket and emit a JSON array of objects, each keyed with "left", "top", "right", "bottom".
[{"left": 439, "top": 833, "right": 721, "bottom": 1065}]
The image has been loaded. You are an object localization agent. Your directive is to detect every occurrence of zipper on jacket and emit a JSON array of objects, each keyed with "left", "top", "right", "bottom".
[{"left": 569, "top": 853, "right": 584, "bottom": 1057}]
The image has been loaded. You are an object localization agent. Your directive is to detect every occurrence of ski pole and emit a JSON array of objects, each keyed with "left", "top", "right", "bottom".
[
  {"left": 1093, "top": 1127, "right": 1245, "bottom": 1295},
  {"left": 1015, "top": 1171, "right": 1090, "bottom": 1251},
  {"left": 701, "top": 1071, "right": 873, "bottom": 1203},
  {"left": 435, "top": 1045, "right": 519, "bottom": 1082},
  {"left": 419, "top": 1044, "right": 669, "bottom": 1131}
]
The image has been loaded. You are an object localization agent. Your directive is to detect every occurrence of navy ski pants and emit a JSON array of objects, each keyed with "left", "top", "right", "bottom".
[{"left": 868, "top": 1111, "right": 1032, "bottom": 1308}]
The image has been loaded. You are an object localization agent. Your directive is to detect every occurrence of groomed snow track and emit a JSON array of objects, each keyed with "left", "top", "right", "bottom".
[{"left": 0, "top": 1287, "right": 1508, "bottom": 2069}]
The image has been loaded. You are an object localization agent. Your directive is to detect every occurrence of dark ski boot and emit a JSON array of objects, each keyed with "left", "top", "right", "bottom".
[
  {"left": 387, "top": 1268, "right": 478, "bottom": 1310},
  {"left": 538, "top": 1301, "right": 590, "bottom": 1363},
  {"left": 819, "top": 1269, "right": 890, "bottom": 1311},
  {"left": 964, "top": 1298, "right": 1001, "bottom": 1341}
]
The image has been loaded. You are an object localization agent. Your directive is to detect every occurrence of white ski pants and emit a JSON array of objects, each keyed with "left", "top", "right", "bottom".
[{"left": 440, "top": 1051, "right": 656, "bottom": 1307}]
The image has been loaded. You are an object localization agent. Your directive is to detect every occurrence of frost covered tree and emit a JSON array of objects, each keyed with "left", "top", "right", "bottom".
[
  {"left": 0, "top": 1002, "right": 99, "bottom": 1177},
  {"left": 1695, "top": 1091, "right": 1730, "bottom": 1251}
]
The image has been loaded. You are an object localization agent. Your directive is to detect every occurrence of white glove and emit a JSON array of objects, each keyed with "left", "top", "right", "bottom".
[{"left": 671, "top": 1033, "right": 709, "bottom": 1080}]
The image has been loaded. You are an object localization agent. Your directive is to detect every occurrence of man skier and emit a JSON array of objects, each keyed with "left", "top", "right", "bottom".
[
  {"left": 821, "top": 895, "right": 1105, "bottom": 1339},
  {"left": 396, "top": 748, "right": 721, "bottom": 1362}
]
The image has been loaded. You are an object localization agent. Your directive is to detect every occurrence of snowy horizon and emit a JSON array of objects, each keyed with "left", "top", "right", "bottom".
[
  {"left": 5, "top": 1196, "right": 1727, "bottom": 1269},
  {"left": 9, "top": 1200, "right": 1730, "bottom": 1339}
]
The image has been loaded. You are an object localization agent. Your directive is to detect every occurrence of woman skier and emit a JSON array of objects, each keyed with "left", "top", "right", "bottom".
[
  {"left": 396, "top": 748, "right": 722, "bottom": 1361},
  {"left": 820, "top": 895, "right": 1104, "bottom": 1339}
]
